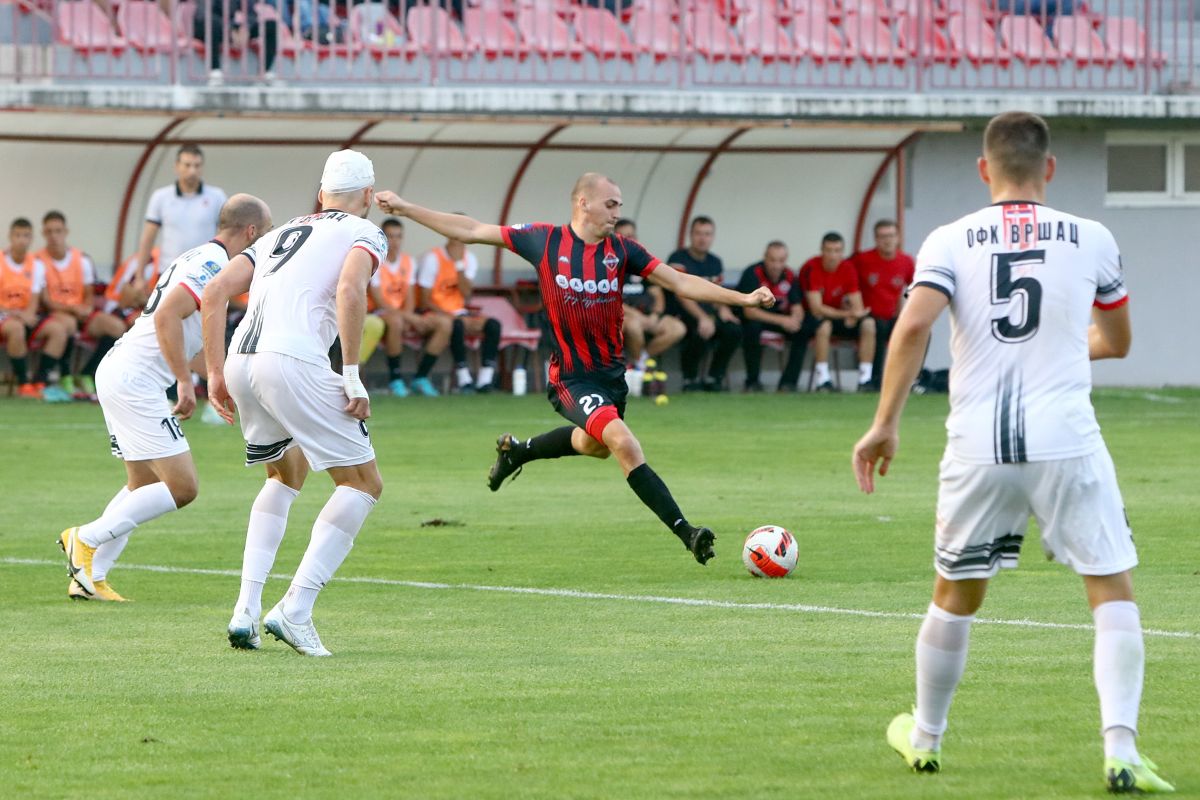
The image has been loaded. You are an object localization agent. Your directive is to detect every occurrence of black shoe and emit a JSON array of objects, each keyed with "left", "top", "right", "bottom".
[
  {"left": 459, "top": 382, "right": 477, "bottom": 396},
  {"left": 814, "top": 381, "right": 836, "bottom": 393},
  {"left": 776, "top": 383, "right": 798, "bottom": 394},
  {"left": 674, "top": 522, "right": 716, "bottom": 565},
  {"left": 487, "top": 433, "right": 524, "bottom": 492},
  {"left": 681, "top": 380, "right": 703, "bottom": 393},
  {"left": 477, "top": 383, "right": 495, "bottom": 395},
  {"left": 743, "top": 381, "right": 764, "bottom": 393},
  {"left": 857, "top": 381, "right": 878, "bottom": 393}
]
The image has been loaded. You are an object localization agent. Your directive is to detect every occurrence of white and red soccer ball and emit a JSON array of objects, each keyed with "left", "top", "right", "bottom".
[{"left": 742, "top": 525, "right": 798, "bottom": 578}]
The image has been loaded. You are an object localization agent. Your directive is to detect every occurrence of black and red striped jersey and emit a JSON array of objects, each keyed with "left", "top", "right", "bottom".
[{"left": 502, "top": 222, "right": 660, "bottom": 378}]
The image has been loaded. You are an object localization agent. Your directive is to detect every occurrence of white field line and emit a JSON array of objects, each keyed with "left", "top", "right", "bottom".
[{"left": 4, "top": 557, "right": 1196, "bottom": 640}]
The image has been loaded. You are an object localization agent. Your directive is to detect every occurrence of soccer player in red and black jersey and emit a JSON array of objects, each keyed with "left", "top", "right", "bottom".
[{"left": 376, "top": 174, "right": 775, "bottom": 564}]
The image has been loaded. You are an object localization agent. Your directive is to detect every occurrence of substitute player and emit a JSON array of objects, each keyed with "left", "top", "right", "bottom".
[
  {"left": 202, "top": 150, "right": 388, "bottom": 657},
  {"left": 852, "top": 112, "right": 1173, "bottom": 793},
  {"left": 57, "top": 195, "right": 271, "bottom": 602},
  {"left": 377, "top": 173, "right": 775, "bottom": 565}
]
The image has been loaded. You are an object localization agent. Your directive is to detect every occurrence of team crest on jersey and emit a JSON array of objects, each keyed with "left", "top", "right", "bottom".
[
  {"left": 603, "top": 253, "right": 619, "bottom": 271},
  {"left": 512, "top": 223, "right": 529, "bottom": 231}
]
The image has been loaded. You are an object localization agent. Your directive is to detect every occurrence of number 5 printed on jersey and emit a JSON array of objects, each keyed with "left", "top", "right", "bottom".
[{"left": 991, "top": 251, "right": 1044, "bottom": 344}]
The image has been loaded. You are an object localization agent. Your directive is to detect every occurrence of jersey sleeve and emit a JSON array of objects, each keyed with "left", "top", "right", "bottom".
[
  {"left": 620, "top": 237, "right": 662, "bottom": 278},
  {"left": 352, "top": 224, "right": 387, "bottom": 270},
  {"left": 1093, "top": 225, "right": 1128, "bottom": 310},
  {"left": 415, "top": 252, "right": 438, "bottom": 289},
  {"left": 81, "top": 254, "right": 95, "bottom": 285},
  {"left": 178, "top": 257, "right": 223, "bottom": 307},
  {"left": 460, "top": 251, "right": 479, "bottom": 281},
  {"left": 145, "top": 187, "right": 165, "bottom": 225},
  {"left": 799, "top": 262, "right": 818, "bottom": 293},
  {"left": 911, "top": 227, "right": 957, "bottom": 300},
  {"left": 30, "top": 261, "right": 45, "bottom": 294},
  {"left": 500, "top": 223, "right": 551, "bottom": 266}
]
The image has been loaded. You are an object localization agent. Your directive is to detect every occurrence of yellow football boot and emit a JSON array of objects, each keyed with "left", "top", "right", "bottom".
[{"left": 57, "top": 527, "right": 96, "bottom": 596}]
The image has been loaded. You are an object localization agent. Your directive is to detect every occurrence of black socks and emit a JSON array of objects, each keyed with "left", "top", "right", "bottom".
[
  {"left": 523, "top": 426, "right": 578, "bottom": 463},
  {"left": 626, "top": 463, "right": 686, "bottom": 532}
]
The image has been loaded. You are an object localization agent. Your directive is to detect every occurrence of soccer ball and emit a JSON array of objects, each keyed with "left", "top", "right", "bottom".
[{"left": 742, "top": 525, "right": 798, "bottom": 578}]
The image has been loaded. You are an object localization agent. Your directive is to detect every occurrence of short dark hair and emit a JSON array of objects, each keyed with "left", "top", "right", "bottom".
[
  {"left": 10, "top": 217, "right": 32, "bottom": 231},
  {"left": 381, "top": 217, "right": 404, "bottom": 231},
  {"left": 42, "top": 210, "right": 66, "bottom": 225},
  {"left": 690, "top": 215, "right": 715, "bottom": 230},
  {"left": 765, "top": 239, "right": 787, "bottom": 251},
  {"left": 983, "top": 111, "right": 1051, "bottom": 185},
  {"left": 177, "top": 143, "right": 204, "bottom": 161},
  {"left": 821, "top": 231, "right": 843, "bottom": 246},
  {"left": 614, "top": 217, "right": 635, "bottom": 230},
  {"left": 873, "top": 219, "right": 898, "bottom": 234}
]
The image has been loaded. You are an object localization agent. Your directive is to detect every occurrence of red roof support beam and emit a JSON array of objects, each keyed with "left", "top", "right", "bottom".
[
  {"left": 676, "top": 127, "right": 750, "bottom": 251},
  {"left": 853, "top": 132, "right": 922, "bottom": 254}
]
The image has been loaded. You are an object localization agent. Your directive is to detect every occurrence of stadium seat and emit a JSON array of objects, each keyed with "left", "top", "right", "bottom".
[
  {"left": 55, "top": 1, "right": 125, "bottom": 51},
  {"left": 739, "top": 12, "right": 797, "bottom": 63},
  {"left": 779, "top": 0, "right": 841, "bottom": 25},
  {"left": 174, "top": 0, "right": 202, "bottom": 47},
  {"left": 1053, "top": 14, "right": 1112, "bottom": 66},
  {"left": 890, "top": 0, "right": 948, "bottom": 23},
  {"left": 947, "top": 12, "right": 1009, "bottom": 66},
  {"left": 575, "top": 7, "right": 635, "bottom": 60},
  {"left": 1102, "top": 16, "right": 1166, "bottom": 68},
  {"left": 629, "top": 7, "right": 684, "bottom": 60},
  {"left": 943, "top": 0, "right": 996, "bottom": 22},
  {"left": 462, "top": 7, "right": 530, "bottom": 60},
  {"left": 118, "top": 0, "right": 190, "bottom": 52},
  {"left": 998, "top": 15, "right": 1059, "bottom": 64},
  {"left": 467, "top": 294, "right": 543, "bottom": 389},
  {"left": 349, "top": 3, "right": 410, "bottom": 59},
  {"left": 515, "top": 6, "right": 584, "bottom": 59},
  {"left": 630, "top": 0, "right": 680, "bottom": 21},
  {"left": 253, "top": 3, "right": 307, "bottom": 58},
  {"left": 897, "top": 11, "right": 957, "bottom": 63},
  {"left": 686, "top": 7, "right": 745, "bottom": 62},
  {"left": 842, "top": 12, "right": 905, "bottom": 63},
  {"left": 791, "top": 12, "right": 850, "bottom": 63},
  {"left": 405, "top": 4, "right": 471, "bottom": 57}
]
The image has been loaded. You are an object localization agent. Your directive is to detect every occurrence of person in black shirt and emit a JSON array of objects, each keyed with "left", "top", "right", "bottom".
[
  {"left": 666, "top": 216, "right": 741, "bottom": 392},
  {"left": 736, "top": 240, "right": 810, "bottom": 392},
  {"left": 616, "top": 219, "right": 686, "bottom": 379}
]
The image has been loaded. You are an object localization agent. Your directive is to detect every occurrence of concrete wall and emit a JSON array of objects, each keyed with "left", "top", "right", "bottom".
[{"left": 906, "top": 129, "right": 1200, "bottom": 387}]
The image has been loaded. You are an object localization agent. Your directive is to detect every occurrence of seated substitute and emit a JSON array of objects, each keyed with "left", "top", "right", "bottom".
[
  {"left": 103, "top": 247, "right": 160, "bottom": 326},
  {"left": 667, "top": 215, "right": 740, "bottom": 392},
  {"left": 416, "top": 229, "right": 501, "bottom": 393},
  {"left": 851, "top": 219, "right": 915, "bottom": 391},
  {"left": 798, "top": 231, "right": 876, "bottom": 392},
  {"left": 1, "top": 217, "right": 68, "bottom": 399},
  {"left": 614, "top": 219, "right": 685, "bottom": 380},
  {"left": 736, "top": 240, "right": 808, "bottom": 393},
  {"left": 370, "top": 217, "right": 451, "bottom": 397}
]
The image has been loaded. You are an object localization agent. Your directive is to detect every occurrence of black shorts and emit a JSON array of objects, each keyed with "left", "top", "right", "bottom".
[
  {"left": 827, "top": 319, "right": 866, "bottom": 339},
  {"left": 548, "top": 364, "right": 628, "bottom": 441}
]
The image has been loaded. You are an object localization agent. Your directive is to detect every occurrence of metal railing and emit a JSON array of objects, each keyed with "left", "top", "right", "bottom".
[{"left": 1, "top": 0, "right": 1195, "bottom": 93}]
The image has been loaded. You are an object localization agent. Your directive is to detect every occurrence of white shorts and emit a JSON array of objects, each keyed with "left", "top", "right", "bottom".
[
  {"left": 95, "top": 356, "right": 190, "bottom": 462},
  {"left": 226, "top": 351, "right": 375, "bottom": 471},
  {"left": 934, "top": 448, "right": 1137, "bottom": 580}
]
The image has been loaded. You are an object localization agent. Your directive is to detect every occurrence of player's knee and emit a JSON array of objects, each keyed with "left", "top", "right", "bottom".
[
  {"left": 817, "top": 319, "right": 832, "bottom": 337},
  {"left": 169, "top": 476, "right": 199, "bottom": 508},
  {"left": 861, "top": 317, "right": 877, "bottom": 335}
]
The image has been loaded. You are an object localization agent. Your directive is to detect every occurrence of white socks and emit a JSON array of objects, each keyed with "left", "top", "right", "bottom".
[
  {"left": 478, "top": 365, "right": 495, "bottom": 387},
  {"left": 1094, "top": 600, "right": 1144, "bottom": 764},
  {"left": 859, "top": 362, "right": 873, "bottom": 384},
  {"left": 456, "top": 366, "right": 473, "bottom": 387},
  {"left": 282, "top": 486, "right": 377, "bottom": 623},
  {"left": 814, "top": 361, "right": 831, "bottom": 384},
  {"left": 90, "top": 486, "right": 131, "bottom": 582},
  {"left": 78, "top": 482, "right": 178, "bottom": 547},
  {"left": 234, "top": 479, "right": 300, "bottom": 619},
  {"left": 912, "top": 602, "right": 974, "bottom": 749}
]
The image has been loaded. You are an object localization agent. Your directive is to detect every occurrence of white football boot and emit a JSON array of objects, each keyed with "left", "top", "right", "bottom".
[
  {"left": 262, "top": 602, "right": 332, "bottom": 657},
  {"left": 227, "top": 609, "right": 262, "bottom": 650}
]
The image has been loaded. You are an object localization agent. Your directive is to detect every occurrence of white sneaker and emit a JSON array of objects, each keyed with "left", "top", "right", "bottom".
[
  {"left": 206, "top": 68, "right": 224, "bottom": 87},
  {"left": 227, "top": 609, "right": 261, "bottom": 650},
  {"left": 263, "top": 602, "right": 331, "bottom": 657},
  {"left": 200, "top": 401, "right": 224, "bottom": 425}
]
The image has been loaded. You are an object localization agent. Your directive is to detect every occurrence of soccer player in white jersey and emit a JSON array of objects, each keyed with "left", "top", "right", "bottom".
[
  {"left": 201, "top": 150, "right": 388, "bottom": 658},
  {"left": 58, "top": 195, "right": 271, "bottom": 602},
  {"left": 852, "top": 112, "right": 1174, "bottom": 794}
]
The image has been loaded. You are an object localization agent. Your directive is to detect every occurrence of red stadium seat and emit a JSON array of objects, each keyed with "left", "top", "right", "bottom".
[
  {"left": 515, "top": 6, "right": 585, "bottom": 59},
  {"left": 998, "top": 15, "right": 1060, "bottom": 64},
  {"left": 779, "top": 0, "right": 841, "bottom": 25},
  {"left": 686, "top": 7, "right": 745, "bottom": 62},
  {"left": 631, "top": 0, "right": 680, "bottom": 21},
  {"left": 348, "top": 4, "right": 410, "bottom": 60},
  {"left": 629, "top": 7, "right": 684, "bottom": 60},
  {"left": 1102, "top": 16, "right": 1166, "bottom": 68},
  {"left": 1053, "top": 14, "right": 1112, "bottom": 65},
  {"left": 947, "top": 12, "right": 1009, "bottom": 65},
  {"left": 55, "top": 1, "right": 125, "bottom": 51},
  {"left": 406, "top": 5, "right": 472, "bottom": 57},
  {"left": 890, "top": 0, "right": 947, "bottom": 23},
  {"left": 462, "top": 7, "right": 530, "bottom": 60},
  {"left": 944, "top": 0, "right": 995, "bottom": 22},
  {"left": 118, "top": 0, "right": 190, "bottom": 51},
  {"left": 739, "top": 12, "right": 797, "bottom": 63},
  {"left": 897, "top": 11, "right": 957, "bottom": 63},
  {"left": 575, "top": 7, "right": 635, "bottom": 60},
  {"left": 791, "top": 12, "right": 850, "bottom": 63},
  {"left": 842, "top": 12, "right": 905, "bottom": 63}
]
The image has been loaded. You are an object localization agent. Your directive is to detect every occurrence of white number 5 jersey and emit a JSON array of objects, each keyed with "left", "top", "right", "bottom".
[
  {"left": 913, "top": 202, "right": 1128, "bottom": 465},
  {"left": 232, "top": 210, "right": 386, "bottom": 368}
]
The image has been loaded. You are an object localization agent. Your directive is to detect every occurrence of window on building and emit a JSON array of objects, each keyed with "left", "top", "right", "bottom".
[{"left": 1106, "top": 134, "right": 1200, "bottom": 206}]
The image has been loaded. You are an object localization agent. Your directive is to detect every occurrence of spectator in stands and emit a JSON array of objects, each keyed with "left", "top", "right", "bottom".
[
  {"left": 370, "top": 218, "right": 451, "bottom": 398},
  {"left": 2, "top": 218, "right": 61, "bottom": 400},
  {"left": 798, "top": 231, "right": 876, "bottom": 393},
  {"left": 416, "top": 227, "right": 501, "bottom": 393},
  {"left": 851, "top": 219, "right": 915, "bottom": 392},
  {"left": 996, "top": 0, "right": 1075, "bottom": 39},
  {"left": 667, "top": 215, "right": 740, "bottom": 392},
  {"left": 194, "top": 0, "right": 279, "bottom": 86},
  {"left": 37, "top": 211, "right": 128, "bottom": 401},
  {"left": 736, "top": 240, "right": 808, "bottom": 393},
  {"left": 616, "top": 219, "right": 686, "bottom": 382},
  {"left": 135, "top": 144, "right": 227, "bottom": 275}
]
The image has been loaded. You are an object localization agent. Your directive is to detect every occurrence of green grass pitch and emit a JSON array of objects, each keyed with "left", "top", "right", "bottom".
[{"left": 0, "top": 388, "right": 1196, "bottom": 799}]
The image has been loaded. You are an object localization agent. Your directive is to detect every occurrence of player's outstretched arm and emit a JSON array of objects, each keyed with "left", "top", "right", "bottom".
[
  {"left": 648, "top": 265, "right": 775, "bottom": 310},
  {"left": 375, "top": 191, "right": 505, "bottom": 247},
  {"left": 852, "top": 286, "right": 948, "bottom": 494},
  {"left": 200, "top": 254, "right": 253, "bottom": 424},
  {"left": 1089, "top": 303, "right": 1132, "bottom": 360},
  {"left": 155, "top": 286, "right": 202, "bottom": 420},
  {"left": 336, "top": 248, "right": 375, "bottom": 421}
]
